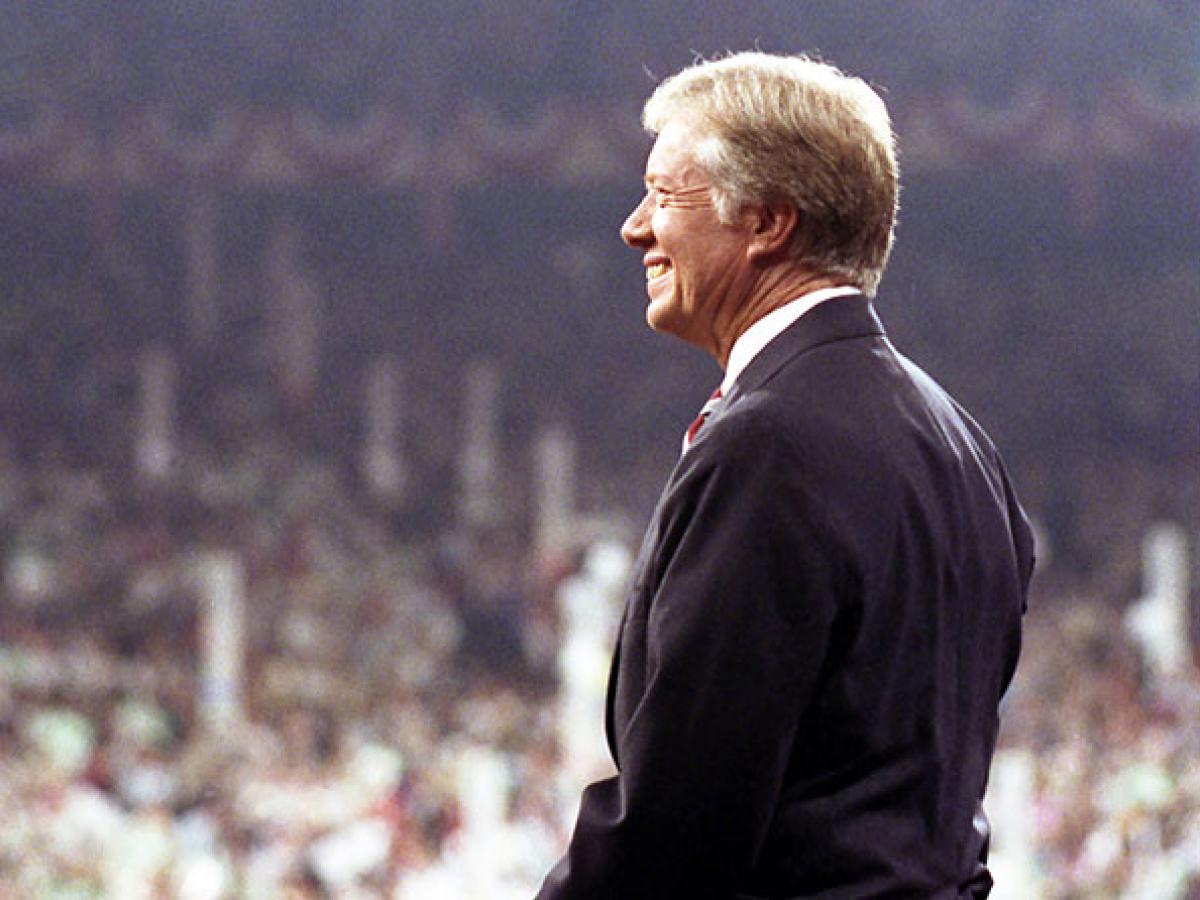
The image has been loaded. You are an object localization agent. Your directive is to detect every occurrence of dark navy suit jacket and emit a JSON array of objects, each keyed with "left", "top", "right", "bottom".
[{"left": 537, "top": 296, "right": 1035, "bottom": 899}]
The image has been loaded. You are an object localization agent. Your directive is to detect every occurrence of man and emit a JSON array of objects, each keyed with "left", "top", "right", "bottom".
[{"left": 537, "top": 52, "right": 1035, "bottom": 899}]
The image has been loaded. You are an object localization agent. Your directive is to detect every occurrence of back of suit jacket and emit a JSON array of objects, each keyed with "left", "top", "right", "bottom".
[{"left": 539, "top": 297, "right": 1035, "bottom": 899}]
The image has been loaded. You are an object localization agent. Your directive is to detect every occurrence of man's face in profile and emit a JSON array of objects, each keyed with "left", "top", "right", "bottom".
[{"left": 620, "top": 119, "right": 757, "bottom": 356}]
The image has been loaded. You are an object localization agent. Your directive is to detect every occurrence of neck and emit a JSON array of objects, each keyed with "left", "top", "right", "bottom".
[{"left": 713, "top": 269, "right": 850, "bottom": 368}]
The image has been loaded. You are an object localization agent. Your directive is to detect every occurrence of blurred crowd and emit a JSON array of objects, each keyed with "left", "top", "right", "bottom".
[
  {"left": 0, "top": 413, "right": 575, "bottom": 898},
  {"left": 992, "top": 598, "right": 1199, "bottom": 898},
  {"left": 0, "top": 271, "right": 1194, "bottom": 897}
]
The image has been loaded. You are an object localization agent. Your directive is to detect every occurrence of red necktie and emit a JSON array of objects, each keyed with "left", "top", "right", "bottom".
[{"left": 682, "top": 388, "right": 723, "bottom": 453}]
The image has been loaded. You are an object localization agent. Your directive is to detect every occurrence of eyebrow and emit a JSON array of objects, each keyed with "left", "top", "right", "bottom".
[
  {"left": 644, "top": 175, "right": 702, "bottom": 192},
  {"left": 640, "top": 181, "right": 713, "bottom": 211}
]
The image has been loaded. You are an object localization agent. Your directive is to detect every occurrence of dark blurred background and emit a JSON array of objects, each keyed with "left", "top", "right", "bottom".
[{"left": 0, "top": 2, "right": 1196, "bottom": 897}]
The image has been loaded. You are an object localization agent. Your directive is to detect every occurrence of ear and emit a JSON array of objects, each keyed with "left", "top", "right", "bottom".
[{"left": 746, "top": 200, "right": 798, "bottom": 264}]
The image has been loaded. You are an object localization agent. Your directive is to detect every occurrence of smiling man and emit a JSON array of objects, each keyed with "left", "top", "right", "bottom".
[{"left": 536, "top": 52, "right": 1035, "bottom": 900}]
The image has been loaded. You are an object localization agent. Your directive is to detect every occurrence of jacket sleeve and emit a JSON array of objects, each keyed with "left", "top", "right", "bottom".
[{"left": 537, "top": 409, "right": 847, "bottom": 899}]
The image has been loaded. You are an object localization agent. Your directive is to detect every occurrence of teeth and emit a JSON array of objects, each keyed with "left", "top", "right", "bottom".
[{"left": 647, "top": 262, "right": 669, "bottom": 280}]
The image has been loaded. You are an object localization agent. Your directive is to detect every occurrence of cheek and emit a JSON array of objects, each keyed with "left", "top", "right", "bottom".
[
  {"left": 649, "top": 210, "right": 672, "bottom": 244},
  {"left": 651, "top": 207, "right": 694, "bottom": 242}
]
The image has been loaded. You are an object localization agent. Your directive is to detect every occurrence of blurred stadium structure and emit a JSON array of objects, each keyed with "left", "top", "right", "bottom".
[{"left": 0, "top": 2, "right": 1197, "bottom": 897}]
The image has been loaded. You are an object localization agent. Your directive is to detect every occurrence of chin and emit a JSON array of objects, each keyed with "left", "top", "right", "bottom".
[
  {"left": 646, "top": 301, "right": 700, "bottom": 349},
  {"left": 645, "top": 298, "right": 680, "bottom": 335}
]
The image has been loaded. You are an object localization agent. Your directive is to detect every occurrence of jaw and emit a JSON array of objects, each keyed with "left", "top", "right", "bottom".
[
  {"left": 645, "top": 276, "right": 711, "bottom": 354},
  {"left": 645, "top": 268, "right": 750, "bottom": 363},
  {"left": 644, "top": 268, "right": 677, "bottom": 329}
]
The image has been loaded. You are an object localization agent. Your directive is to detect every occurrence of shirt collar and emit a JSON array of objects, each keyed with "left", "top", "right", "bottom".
[{"left": 720, "top": 286, "right": 862, "bottom": 394}]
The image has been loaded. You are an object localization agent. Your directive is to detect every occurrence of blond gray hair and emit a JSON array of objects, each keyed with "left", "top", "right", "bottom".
[{"left": 642, "top": 52, "right": 898, "bottom": 296}]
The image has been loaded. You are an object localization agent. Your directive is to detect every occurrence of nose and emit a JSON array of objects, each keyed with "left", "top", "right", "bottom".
[{"left": 620, "top": 192, "right": 653, "bottom": 248}]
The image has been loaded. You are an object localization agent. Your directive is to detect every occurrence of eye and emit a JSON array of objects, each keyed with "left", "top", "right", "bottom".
[{"left": 642, "top": 187, "right": 671, "bottom": 209}]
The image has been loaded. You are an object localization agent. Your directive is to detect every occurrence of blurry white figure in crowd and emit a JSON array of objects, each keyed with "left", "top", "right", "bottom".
[
  {"left": 395, "top": 864, "right": 462, "bottom": 900},
  {"left": 556, "top": 541, "right": 629, "bottom": 798},
  {"left": 1125, "top": 522, "right": 1192, "bottom": 682},
  {"left": 456, "top": 741, "right": 512, "bottom": 886},
  {"left": 397, "top": 738, "right": 554, "bottom": 899},
  {"left": 533, "top": 423, "right": 577, "bottom": 566},
  {"left": 194, "top": 551, "right": 246, "bottom": 732},
  {"left": 107, "top": 806, "right": 174, "bottom": 900},
  {"left": 45, "top": 784, "right": 123, "bottom": 891},
  {"left": 265, "top": 217, "right": 323, "bottom": 415},
  {"left": 362, "top": 353, "right": 408, "bottom": 505},
  {"left": 172, "top": 850, "right": 234, "bottom": 900},
  {"left": 983, "top": 749, "right": 1043, "bottom": 899},
  {"left": 308, "top": 818, "right": 393, "bottom": 893},
  {"left": 23, "top": 706, "right": 95, "bottom": 775},
  {"left": 458, "top": 359, "right": 502, "bottom": 530},
  {"left": 173, "top": 806, "right": 236, "bottom": 900},
  {"left": 305, "top": 739, "right": 404, "bottom": 894},
  {"left": 135, "top": 344, "right": 177, "bottom": 482},
  {"left": 456, "top": 740, "right": 511, "bottom": 836},
  {"left": 394, "top": 742, "right": 511, "bottom": 898}
]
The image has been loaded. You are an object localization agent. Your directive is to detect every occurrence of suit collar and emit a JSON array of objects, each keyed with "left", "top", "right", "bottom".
[
  {"left": 722, "top": 295, "right": 885, "bottom": 405},
  {"left": 719, "top": 286, "right": 862, "bottom": 395}
]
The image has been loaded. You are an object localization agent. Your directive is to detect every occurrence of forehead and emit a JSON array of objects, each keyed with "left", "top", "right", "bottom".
[{"left": 644, "top": 119, "right": 708, "bottom": 185}]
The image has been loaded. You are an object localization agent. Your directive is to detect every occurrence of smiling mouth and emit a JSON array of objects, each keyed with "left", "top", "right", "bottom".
[{"left": 646, "top": 262, "right": 670, "bottom": 280}]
